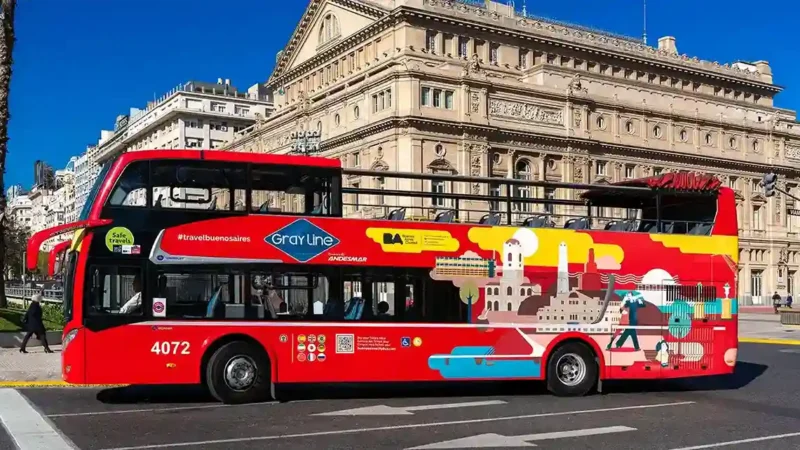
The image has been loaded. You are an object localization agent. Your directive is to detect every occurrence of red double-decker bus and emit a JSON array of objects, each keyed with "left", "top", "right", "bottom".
[
  {"left": 48, "top": 240, "right": 72, "bottom": 278},
  {"left": 28, "top": 150, "right": 739, "bottom": 404}
]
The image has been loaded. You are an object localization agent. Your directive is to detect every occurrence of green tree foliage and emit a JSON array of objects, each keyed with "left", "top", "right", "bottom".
[{"left": 3, "top": 217, "right": 28, "bottom": 280}]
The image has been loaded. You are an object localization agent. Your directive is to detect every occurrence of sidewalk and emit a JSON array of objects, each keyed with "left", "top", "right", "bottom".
[
  {"left": 737, "top": 312, "right": 800, "bottom": 343},
  {"left": 0, "top": 345, "right": 63, "bottom": 385}
]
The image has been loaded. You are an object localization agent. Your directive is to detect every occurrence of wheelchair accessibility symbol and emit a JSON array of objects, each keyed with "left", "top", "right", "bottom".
[{"left": 401, "top": 337, "right": 411, "bottom": 348}]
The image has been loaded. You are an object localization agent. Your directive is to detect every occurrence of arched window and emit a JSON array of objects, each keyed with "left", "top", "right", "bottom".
[
  {"left": 319, "top": 14, "right": 341, "bottom": 45},
  {"left": 527, "top": 288, "right": 532, "bottom": 295},
  {"left": 507, "top": 286, "right": 513, "bottom": 296},
  {"left": 507, "top": 252, "right": 512, "bottom": 263},
  {"left": 515, "top": 160, "right": 532, "bottom": 213},
  {"left": 494, "top": 287, "right": 499, "bottom": 296},
  {"left": 507, "top": 302, "right": 513, "bottom": 311},
  {"left": 520, "top": 288, "right": 525, "bottom": 296},
  {"left": 493, "top": 301, "right": 499, "bottom": 311}
]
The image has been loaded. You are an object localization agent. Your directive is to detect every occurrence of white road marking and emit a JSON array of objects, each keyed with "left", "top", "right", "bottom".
[
  {"left": 99, "top": 401, "right": 694, "bottom": 450},
  {"left": 48, "top": 401, "right": 279, "bottom": 418},
  {"left": 407, "top": 425, "right": 636, "bottom": 449},
  {"left": 670, "top": 431, "right": 800, "bottom": 449},
  {"left": 0, "top": 389, "right": 77, "bottom": 449},
  {"left": 313, "top": 400, "right": 506, "bottom": 416}
]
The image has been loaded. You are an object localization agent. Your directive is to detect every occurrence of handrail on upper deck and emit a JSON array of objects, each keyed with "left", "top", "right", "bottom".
[{"left": 342, "top": 168, "right": 654, "bottom": 194}]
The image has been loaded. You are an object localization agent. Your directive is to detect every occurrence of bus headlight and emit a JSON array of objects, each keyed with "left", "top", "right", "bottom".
[{"left": 62, "top": 329, "right": 79, "bottom": 352}]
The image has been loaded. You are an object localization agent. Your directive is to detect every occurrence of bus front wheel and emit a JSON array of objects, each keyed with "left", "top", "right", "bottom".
[
  {"left": 205, "top": 341, "right": 272, "bottom": 404},
  {"left": 546, "top": 341, "right": 597, "bottom": 397}
]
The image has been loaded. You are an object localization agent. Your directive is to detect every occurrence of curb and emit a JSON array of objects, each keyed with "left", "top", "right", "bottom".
[
  {"left": 0, "top": 381, "right": 128, "bottom": 388},
  {"left": 739, "top": 337, "right": 800, "bottom": 346}
]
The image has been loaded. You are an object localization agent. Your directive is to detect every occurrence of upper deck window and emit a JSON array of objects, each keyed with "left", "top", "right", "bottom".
[
  {"left": 151, "top": 161, "right": 247, "bottom": 211},
  {"left": 250, "top": 165, "right": 335, "bottom": 216},
  {"left": 108, "top": 161, "right": 149, "bottom": 207},
  {"left": 79, "top": 163, "right": 111, "bottom": 221},
  {"left": 102, "top": 158, "right": 341, "bottom": 217}
]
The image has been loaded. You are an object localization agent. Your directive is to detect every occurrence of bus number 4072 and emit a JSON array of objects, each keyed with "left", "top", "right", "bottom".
[{"left": 150, "top": 341, "right": 191, "bottom": 355}]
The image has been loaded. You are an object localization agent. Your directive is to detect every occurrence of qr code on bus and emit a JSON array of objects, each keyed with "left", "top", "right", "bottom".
[{"left": 335, "top": 334, "right": 355, "bottom": 354}]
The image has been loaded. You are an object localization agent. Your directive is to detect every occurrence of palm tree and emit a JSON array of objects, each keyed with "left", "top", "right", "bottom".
[{"left": 0, "top": 0, "right": 17, "bottom": 309}]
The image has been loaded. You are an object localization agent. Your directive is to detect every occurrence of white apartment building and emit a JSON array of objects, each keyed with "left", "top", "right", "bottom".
[
  {"left": 70, "top": 79, "right": 274, "bottom": 214},
  {"left": 49, "top": 166, "right": 76, "bottom": 228},
  {"left": 74, "top": 150, "right": 101, "bottom": 219},
  {"left": 27, "top": 187, "right": 52, "bottom": 236},
  {"left": 6, "top": 185, "right": 32, "bottom": 230}
]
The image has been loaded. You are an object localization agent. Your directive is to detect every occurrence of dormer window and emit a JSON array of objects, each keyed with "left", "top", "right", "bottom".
[{"left": 319, "top": 14, "right": 341, "bottom": 46}]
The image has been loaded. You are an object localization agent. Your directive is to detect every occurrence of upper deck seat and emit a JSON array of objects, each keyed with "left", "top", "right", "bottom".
[
  {"left": 479, "top": 213, "right": 501, "bottom": 225},
  {"left": 434, "top": 210, "right": 456, "bottom": 223},
  {"left": 522, "top": 216, "right": 553, "bottom": 228},
  {"left": 564, "top": 218, "right": 589, "bottom": 230},
  {"left": 388, "top": 208, "right": 406, "bottom": 221},
  {"left": 688, "top": 223, "right": 712, "bottom": 235}
]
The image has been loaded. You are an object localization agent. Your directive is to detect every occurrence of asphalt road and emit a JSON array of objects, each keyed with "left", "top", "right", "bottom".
[
  {"left": 3, "top": 343, "right": 800, "bottom": 449},
  {"left": 0, "top": 424, "right": 14, "bottom": 450}
]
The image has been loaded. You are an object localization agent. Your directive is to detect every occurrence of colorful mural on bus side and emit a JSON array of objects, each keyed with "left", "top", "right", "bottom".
[{"left": 150, "top": 214, "right": 739, "bottom": 382}]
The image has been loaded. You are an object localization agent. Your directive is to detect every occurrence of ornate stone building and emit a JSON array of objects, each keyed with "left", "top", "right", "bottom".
[{"left": 226, "top": 0, "right": 800, "bottom": 305}]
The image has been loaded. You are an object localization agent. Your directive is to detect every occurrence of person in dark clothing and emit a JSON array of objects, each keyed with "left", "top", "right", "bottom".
[
  {"left": 19, "top": 293, "right": 53, "bottom": 354},
  {"left": 773, "top": 291, "right": 783, "bottom": 314}
]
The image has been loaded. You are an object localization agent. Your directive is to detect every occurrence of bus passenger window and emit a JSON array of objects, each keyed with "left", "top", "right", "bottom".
[
  {"left": 251, "top": 271, "right": 329, "bottom": 318},
  {"left": 108, "top": 161, "right": 149, "bottom": 207},
  {"left": 155, "top": 272, "right": 232, "bottom": 319},
  {"left": 87, "top": 266, "right": 143, "bottom": 315}
]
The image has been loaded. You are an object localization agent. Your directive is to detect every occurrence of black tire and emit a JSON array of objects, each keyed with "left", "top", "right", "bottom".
[
  {"left": 205, "top": 341, "right": 272, "bottom": 404},
  {"left": 546, "top": 341, "right": 597, "bottom": 397}
]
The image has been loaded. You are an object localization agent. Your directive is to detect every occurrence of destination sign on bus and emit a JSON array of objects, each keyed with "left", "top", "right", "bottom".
[{"left": 265, "top": 218, "right": 340, "bottom": 262}]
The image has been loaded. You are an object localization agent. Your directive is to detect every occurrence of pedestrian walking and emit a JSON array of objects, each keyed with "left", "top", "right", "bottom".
[
  {"left": 773, "top": 291, "right": 782, "bottom": 314},
  {"left": 787, "top": 294, "right": 794, "bottom": 308},
  {"left": 19, "top": 293, "right": 54, "bottom": 354}
]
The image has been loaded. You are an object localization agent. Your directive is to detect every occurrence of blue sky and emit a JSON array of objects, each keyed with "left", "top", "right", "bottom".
[{"left": 7, "top": 0, "right": 798, "bottom": 189}]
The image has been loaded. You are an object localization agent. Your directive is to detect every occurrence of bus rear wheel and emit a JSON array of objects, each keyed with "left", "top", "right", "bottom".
[
  {"left": 546, "top": 341, "right": 597, "bottom": 397},
  {"left": 205, "top": 341, "right": 271, "bottom": 404}
]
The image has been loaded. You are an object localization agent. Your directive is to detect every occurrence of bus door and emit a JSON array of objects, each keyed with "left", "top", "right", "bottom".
[{"left": 83, "top": 261, "right": 152, "bottom": 384}]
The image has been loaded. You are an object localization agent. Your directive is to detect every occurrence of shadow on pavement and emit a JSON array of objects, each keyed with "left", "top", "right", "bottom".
[
  {"left": 96, "top": 380, "right": 548, "bottom": 405},
  {"left": 95, "top": 362, "right": 766, "bottom": 405},
  {"left": 97, "top": 385, "right": 215, "bottom": 404},
  {"left": 605, "top": 361, "right": 768, "bottom": 394}
]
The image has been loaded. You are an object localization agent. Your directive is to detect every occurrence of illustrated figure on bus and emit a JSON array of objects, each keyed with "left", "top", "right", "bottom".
[{"left": 607, "top": 292, "right": 646, "bottom": 351}]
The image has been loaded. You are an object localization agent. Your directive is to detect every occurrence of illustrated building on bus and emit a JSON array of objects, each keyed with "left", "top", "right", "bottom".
[
  {"left": 433, "top": 256, "right": 496, "bottom": 278},
  {"left": 536, "top": 290, "right": 622, "bottom": 324},
  {"left": 484, "top": 238, "right": 541, "bottom": 312}
]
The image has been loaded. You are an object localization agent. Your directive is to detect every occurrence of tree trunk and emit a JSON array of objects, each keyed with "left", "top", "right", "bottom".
[{"left": 0, "top": 0, "right": 17, "bottom": 309}]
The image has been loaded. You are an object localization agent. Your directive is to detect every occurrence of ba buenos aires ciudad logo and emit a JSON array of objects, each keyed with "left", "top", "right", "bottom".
[{"left": 265, "top": 219, "right": 340, "bottom": 262}]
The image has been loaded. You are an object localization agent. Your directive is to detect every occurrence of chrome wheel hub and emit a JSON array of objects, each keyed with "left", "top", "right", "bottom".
[
  {"left": 223, "top": 356, "right": 257, "bottom": 392},
  {"left": 556, "top": 353, "right": 587, "bottom": 387}
]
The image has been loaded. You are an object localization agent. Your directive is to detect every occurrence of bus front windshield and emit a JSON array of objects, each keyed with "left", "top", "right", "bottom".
[{"left": 78, "top": 162, "right": 111, "bottom": 221}]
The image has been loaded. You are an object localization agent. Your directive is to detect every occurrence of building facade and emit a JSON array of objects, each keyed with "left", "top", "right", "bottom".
[
  {"left": 6, "top": 186, "right": 32, "bottom": 231},
  {"left": 71, "top": 79, "right": 275, "bottom": 214},
  {"left": 226, "top": 0, "right": 800, "bottom": 305}
]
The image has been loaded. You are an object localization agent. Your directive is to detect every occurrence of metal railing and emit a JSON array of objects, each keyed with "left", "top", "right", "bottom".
[{"left": 4, "top": 287, "right": 63, "bottom": 304}]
